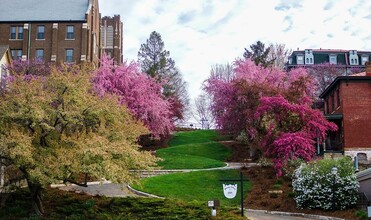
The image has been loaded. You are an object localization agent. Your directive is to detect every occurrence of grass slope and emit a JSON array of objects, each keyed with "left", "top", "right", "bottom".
[
  {"left": 157, "top": 130, "right": 231, "bottom": 169},
  {"left": 135, "top": 170, "right": 251, "bottom": 207}
]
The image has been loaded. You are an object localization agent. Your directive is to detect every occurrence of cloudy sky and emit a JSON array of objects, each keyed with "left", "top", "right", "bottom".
[{"left": 100, "top": 0, "right": 371, "bottom": 101}]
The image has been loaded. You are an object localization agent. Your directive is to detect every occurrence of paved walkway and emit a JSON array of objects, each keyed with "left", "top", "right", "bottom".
[
  {"left": 55, "top": 162, "right": 250, "bottom": 197},
  {"left": 245, "top": 209, "right": 343, "bottom": 220},
  {"left": 57, "top": 181, "right": 138, "bottom": 197}
]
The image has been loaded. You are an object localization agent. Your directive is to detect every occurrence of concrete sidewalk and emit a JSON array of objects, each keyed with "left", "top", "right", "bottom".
[{"left": 56, "top": 182, "right": 139, "bottom": 198}]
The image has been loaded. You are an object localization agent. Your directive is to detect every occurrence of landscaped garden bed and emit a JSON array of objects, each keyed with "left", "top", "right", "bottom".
[{"left": 243, "top": 164, "right": 365, "bottom": 220}]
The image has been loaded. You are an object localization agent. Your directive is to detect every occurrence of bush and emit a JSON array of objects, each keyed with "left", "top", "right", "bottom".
[
  {"left": 292, "top": 157, "right": 359, "bottom": 210},
  {"left": 282, "top": 158, "right": 305, "bottom": 178},
  {"left": 258, "top": 157, "right": 273, "bottom": 167}
]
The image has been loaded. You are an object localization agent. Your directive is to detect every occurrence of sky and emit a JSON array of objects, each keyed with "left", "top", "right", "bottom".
[{"left": 100, "top": 0, "right": 371, "bottom": 101}]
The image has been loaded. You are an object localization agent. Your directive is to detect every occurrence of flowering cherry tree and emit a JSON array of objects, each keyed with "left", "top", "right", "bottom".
[
  {"left": 204, "top": 59, "right": 337, "bottom": 176},
  {"left": 93, "top": 56, "right": 174, "bottom": 137},
  {"left": 254, "top": 95, "right": 337, "bottom": 176}
]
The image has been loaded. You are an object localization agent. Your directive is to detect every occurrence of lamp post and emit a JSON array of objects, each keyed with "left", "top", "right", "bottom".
[{"left": 331, "top": 166, "right": 338, "bottom": 210}]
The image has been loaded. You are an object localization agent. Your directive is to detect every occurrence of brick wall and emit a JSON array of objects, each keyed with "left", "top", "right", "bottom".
[
  {"left": 341, "top": 81, "right": 371, "bottom": 149},
  {"left": 0, "top": 0, "right": 100, "bottom": 66}
]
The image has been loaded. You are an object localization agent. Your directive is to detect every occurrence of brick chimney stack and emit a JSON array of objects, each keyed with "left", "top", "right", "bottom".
[{"left": 366, "top": 61, "right": 371, "bottom": 76}]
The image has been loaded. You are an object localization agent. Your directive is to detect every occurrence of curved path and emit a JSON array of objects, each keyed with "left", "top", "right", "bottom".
[{"left": 55, "top": 162, "right": 250, "bottom": 197}]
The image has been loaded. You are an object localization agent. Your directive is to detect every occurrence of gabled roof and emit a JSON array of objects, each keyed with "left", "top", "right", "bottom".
[
  {"left": 0, "top": 45, "right": 9, "bottom": 58},
  {"left": 319, "top": 75, "right": 371, "bottom": 98},
  {"left": 0, "top": 0, "right": 90, "bottom": 22}
]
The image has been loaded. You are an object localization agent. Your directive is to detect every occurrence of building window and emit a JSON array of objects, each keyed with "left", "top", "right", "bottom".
[
  {"left": 36, "top": 49, "right": 44, "bottom": 60},
  {"left": 10, "top": 26, "right": 23, "bottom": 40},
  {"left": 66, "top": 25, "right": 74, "bottom": 39},
  {"left": 11, "top": 49, "right": 22, "bottom": 60},
  {"left": 66, "top": 49, "right": 73, "bottom": 62},
  {"left": 37, "top": 25, "right": 45, "bottom": 39},
  {"left": 336, "top": 89, "right": 340, "bottom": 108},
  {"left": 329, "top": 54, "right": 337, "bottom": 64},
  {"left": 349, "top": 50, "right": 359, "bottom": 65},
  {"left": 361, "top": 56, "right": 368, "bottom": 65},
  {"left": 18, "top": 27, "right": 23, "bottom": 39},
  {"left": 297, "top": 55, "right": 304, "bottom": 64},
  {"left": 10, "top": 27, "right": 16, "bottom": 39}
]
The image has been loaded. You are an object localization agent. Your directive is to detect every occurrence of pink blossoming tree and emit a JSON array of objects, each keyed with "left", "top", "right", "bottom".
[
  {"left": 93, "top": 56, "right": 174, "bottom": 137},
  {"left": 204, "top": 59, "right": 337, "bottom": 176}
]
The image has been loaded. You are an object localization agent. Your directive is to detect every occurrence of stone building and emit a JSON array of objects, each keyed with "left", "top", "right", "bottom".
[
  {"left": 101, "top": 15, "right": 123, "bottom": 65},
  {"left": 0, "top": 0, "right": 101, "bottom": 66}
]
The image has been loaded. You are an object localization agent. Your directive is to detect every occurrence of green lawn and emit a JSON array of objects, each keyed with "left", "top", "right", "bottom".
[
  {"left": 134, "top": 170, "right": 251, "bottom": 207},
  {"left": 157, "top": 130, "right": 231, "bottom": 169}
]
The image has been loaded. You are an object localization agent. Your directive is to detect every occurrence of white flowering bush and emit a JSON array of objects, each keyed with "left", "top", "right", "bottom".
[{"left": 292, "top": 157, "right": 359, "bottom": 210}]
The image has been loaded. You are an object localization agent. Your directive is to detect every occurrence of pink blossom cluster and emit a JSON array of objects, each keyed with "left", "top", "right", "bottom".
[
  {"left": 204, "top": 59, "right": 337, "bottom": 176},
  {"left": 93, "top": 56, "right": 174, "bottom": 137}
]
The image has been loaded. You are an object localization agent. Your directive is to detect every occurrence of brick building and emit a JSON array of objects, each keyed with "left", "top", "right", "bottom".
[
  {"left": 320, "top": 62, "right": 371, "bottom": 159},
  {"left": 101, "top": 15, "right": 123, "bottom": 65},
  {"left": 286, "top": 49, "right": 371, "bottom": 72},
  {"left": 0, "top": 0, "right": 101, "bottom": 66}
]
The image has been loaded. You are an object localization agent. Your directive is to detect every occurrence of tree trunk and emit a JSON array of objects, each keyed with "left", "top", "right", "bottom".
[{"left": 28, "top": 181, "right": 44, "bottom": 216}]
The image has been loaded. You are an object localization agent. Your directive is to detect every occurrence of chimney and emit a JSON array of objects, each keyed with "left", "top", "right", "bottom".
[{"left": 366, "top": 61, "right": 371, "bottom": 76}]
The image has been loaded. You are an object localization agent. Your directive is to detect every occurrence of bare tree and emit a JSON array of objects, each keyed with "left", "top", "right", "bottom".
[
  {"left": 193, "top": 93, "right": 215, "bottom": 129},
  {"left": 268, "top": 43, "right": 292, "bottom": 70},
  {"left": 210, "top": 63, "right": 235, "bottom": 82}
]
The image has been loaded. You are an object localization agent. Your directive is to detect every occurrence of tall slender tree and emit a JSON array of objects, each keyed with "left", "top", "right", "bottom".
[
  {"left": 138, "top": 31, "right": 175, "bottom": 79},
  {"left": 138, "top": 31, "right": 189, "bottom": 121}
]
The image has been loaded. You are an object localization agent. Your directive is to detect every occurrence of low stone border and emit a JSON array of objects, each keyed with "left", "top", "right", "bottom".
[
  {"left": 127, "top": 185, "right": 165, "bottom": 199},
  {"left": 50, "top": 180, "right": 112, "bottom": 188},
  {"left": 245, "top": 209, "right": 345, "bottom": 220}
]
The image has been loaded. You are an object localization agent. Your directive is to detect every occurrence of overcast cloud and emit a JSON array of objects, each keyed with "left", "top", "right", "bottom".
[{"left": 100, "top": 0, "right": 371, "bottom": 101}]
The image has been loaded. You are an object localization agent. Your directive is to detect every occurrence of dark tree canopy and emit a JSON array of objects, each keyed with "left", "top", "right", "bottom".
[
  {"left": 243, "top": 41, "right": 274, "bottom": 68},
  {"left": 138, "top": 31, "right": 176, "bottom": 78}
]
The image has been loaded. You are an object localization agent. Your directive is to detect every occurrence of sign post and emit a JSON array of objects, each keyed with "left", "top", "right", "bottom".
[{"left": 220, "top": 171, "right": 248, "bottom": 217}]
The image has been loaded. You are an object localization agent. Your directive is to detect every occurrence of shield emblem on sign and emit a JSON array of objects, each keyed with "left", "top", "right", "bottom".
[{"left": 223, "top": 184, "right": 237, "bottom": 199}]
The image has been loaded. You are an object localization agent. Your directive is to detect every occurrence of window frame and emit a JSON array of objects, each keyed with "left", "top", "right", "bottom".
[
  {"left": 361, "top": 56, "right": 369, "bottom": 65},
  {"left": 17, "top": 26, "right": 23, "bottom": 39},
  {"left": 297, "top": 55, "right": 304, "bottom": 64},
  {"left": 36, "top": 49, "right": 44, "bottom": 60},
  {"left": 37, "top": 25, "right": 45, "bottom": 39},
  {"left": 329, "top": 54, "right": 337, "bottom": 65},
  {"left": 65, "top": 49, "right": 74, "bottom": 63},
  {"left": 11, "top": 49, "right": 22, "bottom": 60},
  {"left": 66, "top": 25, "right": 74, "bottom": 39},
  {"left": 10, "top": 26, "right": 23, "bottom": 40}
]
